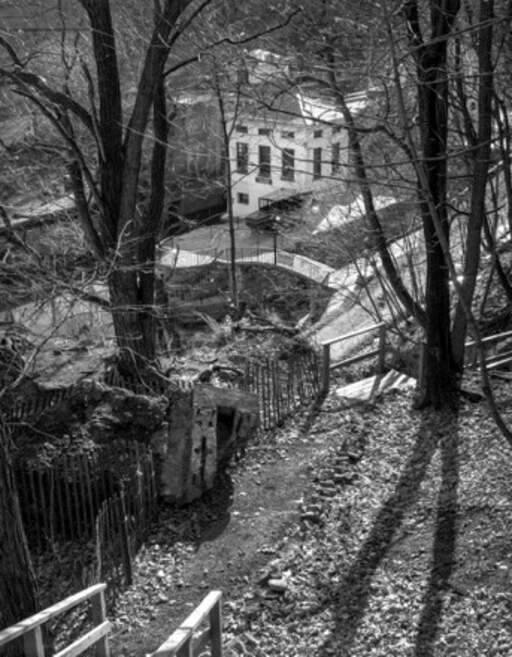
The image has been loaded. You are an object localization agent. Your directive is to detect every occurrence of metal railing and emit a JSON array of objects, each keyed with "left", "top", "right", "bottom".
[
  {"left": 320, "top": 322, "right": 387, "bottom": 393},
  {"left": 147, "top": 590, "right": 222, "bottom": 657},
  {"left": 0, "top": 584, "right": 110, "bottom": 657}
]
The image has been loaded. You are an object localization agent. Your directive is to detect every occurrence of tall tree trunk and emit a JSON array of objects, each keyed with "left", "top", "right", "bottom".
[
  {"left": 215, "top": 70, "right": 238, "bottom": 308},
  {"left": 451, "top": 0, "right": 494, "bottom": 368},
  {"left": 0, "top": 420, "right": 41, "bottom": 656},
  {"left": 405, "top": 0, "right": 461, "bottom": 407},
  {"left": 108, "top": 269, "right": 157, "bottom": 379}
]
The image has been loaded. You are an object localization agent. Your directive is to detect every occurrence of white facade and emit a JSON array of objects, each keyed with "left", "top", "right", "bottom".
[{"left": 228, "top": 91, "right": 363, "bottom": 218}]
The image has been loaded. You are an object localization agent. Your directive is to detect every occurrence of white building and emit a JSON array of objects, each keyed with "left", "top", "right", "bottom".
[{"left": 229, "top": 84, "right": 368, "bottom": 218}]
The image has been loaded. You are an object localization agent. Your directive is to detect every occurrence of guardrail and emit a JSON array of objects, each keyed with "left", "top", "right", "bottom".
[
  {"left": 465, "top": 329, "right": 512, "bottom": 371},
  {"left": 320, "top": 322, "right": 387, "bottom": 393},
  {"left": 0, "top": 583, "right": 110, "bottom": 657},
  {"left": 147, "top": 590, "right": 222, "bottom": 657}
]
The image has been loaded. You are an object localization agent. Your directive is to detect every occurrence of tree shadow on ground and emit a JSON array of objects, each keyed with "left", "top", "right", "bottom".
[
  {"left": 413, "top": 414, "right": 459, "bottom": 657},
  {"left": 319, "top": 411, "right": 446, "bottom": 656}
]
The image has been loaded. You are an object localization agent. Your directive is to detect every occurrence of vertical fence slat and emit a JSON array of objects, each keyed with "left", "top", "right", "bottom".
[
  {"left": 28, "top": 469, "right": 42, "bottom": 553},
  {"left": 83, "top": 454, "right": 96, "bottom": 536},
  {"left": 62, "top": 456, "right": 74, "bottom": 542}
]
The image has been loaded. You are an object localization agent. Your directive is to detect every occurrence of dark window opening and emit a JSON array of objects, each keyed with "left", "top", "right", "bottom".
[
  {"left": 281, "top": 148, "right": 295, "bottom": 181},
  {"left": 236, "top": 142, "right": 248, "bottom": 173},
  {"left": 258, "top": 145, "right": 271, "bottom": 179},
  {"left": 313, "top": 147, "right": 322, "bottom": 179},
  {"left": 331, "top": 143, "right": 341, "bottom": 174}
]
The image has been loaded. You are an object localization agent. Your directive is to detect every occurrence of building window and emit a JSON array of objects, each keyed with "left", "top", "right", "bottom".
[
  {"left": 237, "top": 192, "right": 249, "bottom": 205},
  {"left": 313, "top": 129, "right": 323, "bottom": 138},
  {"left": 282, "top": 130, "right": 295, "bottom": 139},
  {"left": 333, "top": 125, "right": 342, "bottom": 134},
  {"left": 258, "top": 145, "right": 271, "bottom": 180},
  {"left": 236, "top": 142, "right": 248, "bottom": 173},
  {"left": 235, "top": 124, "right": 248, "bottom": 134},
  {"left": 258, "top": 127, "right": 271, "bottom": 136},
  {"left": 281, "top": 148, "right": 295, "bottom": 181},
  {"left": 331, "top": 143, "right": 341, "bottom": 174},
  {"left": 313, "top": 147, "right": 322, "bottom": 179}
]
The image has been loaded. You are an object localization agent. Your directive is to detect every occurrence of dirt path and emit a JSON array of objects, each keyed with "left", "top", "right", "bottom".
[{"left": 111, "top": 404, "right": 345, "bottom": 656}]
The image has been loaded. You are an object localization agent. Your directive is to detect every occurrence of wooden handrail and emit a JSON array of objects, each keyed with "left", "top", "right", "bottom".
[
  {"left": 466, "top": 328, "right": 512, "bottom": 349},
  {"left": 148, "top": 590, "right": 222, "bottom": 657},
  {"left": 0, "top": 584, "right": 109, "bottom": 657},
  {"left": 321, "top": 322, "right": 386, "bottom": 348},
  {"left": 321, "top": 323, "right": 387, "bottom": 393},
  {"left": 0, "top": 584, "right": 107, "bottom": 647}
]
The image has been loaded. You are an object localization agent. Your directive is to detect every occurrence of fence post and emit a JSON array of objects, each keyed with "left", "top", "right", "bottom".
[
  {"left": 23, "top": 626, "right": 45, "bottom": 657},
  {"left": 321, "top": 343, "right": 330, "bottom": 394},
  {"left": 91, "top": 587, "right": 110, "bottom": 657},
  {"left": 209, "top": 595, "right": 223, "bottom": 657},
  {"left": 378, "top": 324, "right": 386, "bottom": 373}
]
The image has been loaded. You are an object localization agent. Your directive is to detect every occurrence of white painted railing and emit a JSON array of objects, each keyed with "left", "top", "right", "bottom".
[
  {"left": 0, "top": 583, "right": 110, "bottom": 657},
  {"left": 147, "top": 590, "right": 223, "bottom": 657},
  {"left": 321, "top": 322, "right": 387, "bottom": 393}
]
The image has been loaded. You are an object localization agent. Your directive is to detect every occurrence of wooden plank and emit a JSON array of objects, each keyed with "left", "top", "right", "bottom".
[
  {"left": 321, "top": 322, "right": 386, "bottom": 347},
  {"left": 55, "top": 463, "right": 66, "bottom": 543},
  {"left": 466, "top": 329, "right": 512, "bottom": 348},
  {"left": 209, "top": 597, "right": 223, "bottom": 657},
  {"left": 22, "top": 625, "right": 45, "bottom": 657},
  {"left": 149, "top": 591, "right": 222, "bottom": 657},
  {"left": 37, "top": 469, "right": 49, "bottom": 547},
  {"left": 62, "top": 457, "right": 74, "bottom": 541},
  {"left": 83, "top": 454, "right": 96, "bottom": 535},
  {"left": 177, "top": 636, "right": 193, "bottom": 657},
  {"left": 0, "top": 585, "right": 108, "bottom": 647},
  {"left": 330, "top": 347, "right": 381, "bottom": 371},
  {"left": 28, "top": 469, "right": 42, "bottom": 552},
  {"left": 53, "top": 621, "right": 111, "bottom": 657}
]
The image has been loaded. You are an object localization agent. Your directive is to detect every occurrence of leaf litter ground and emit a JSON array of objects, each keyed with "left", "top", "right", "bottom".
[{"left": 110, "top": 377, "right": 512, "bottom": 657}]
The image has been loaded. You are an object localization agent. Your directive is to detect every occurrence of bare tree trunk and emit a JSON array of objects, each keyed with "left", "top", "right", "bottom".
[
  {"left": 404, "top": 0, "right": 461, "bottom": 407},
  {"left": 451, "top": 0, "right": 495, "bottom": 367},
  {"left": 214, "top": 67, "right": 238, "bottom": 308}
]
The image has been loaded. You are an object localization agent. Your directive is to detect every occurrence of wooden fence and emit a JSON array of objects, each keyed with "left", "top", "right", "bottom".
[
  {"left": 241, "top": 350, "right": 320, "bottom": 431},
  {"left": 0, "top": 583, "right": 110, "bottom": 657},
  {"left": 95, "top": 451, "right": 157, "bottom": 592},
  {"left": 320, "top": 322, "right": 388, "bottom": 393},
  {"left": 148, "top": 590, "right": 222, "bottom": 657},
  {"left": 15, "top": 442, "right": 156, "bottom": 554}
]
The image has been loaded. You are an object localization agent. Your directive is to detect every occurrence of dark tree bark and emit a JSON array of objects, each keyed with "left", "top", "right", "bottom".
[{"left": 404, "top": 0, "right": 461, "bottom": 407}]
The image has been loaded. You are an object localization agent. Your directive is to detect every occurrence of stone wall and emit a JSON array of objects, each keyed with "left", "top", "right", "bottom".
[{"left": 151, "top": 384, "right": 259, "bottom": 505}]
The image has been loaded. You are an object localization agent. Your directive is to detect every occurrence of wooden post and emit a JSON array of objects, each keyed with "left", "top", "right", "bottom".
[
  {"left": 209, "top": 596, "right": 223, "bottom": 657},
  {"left": 177, "top": 637, "right": 193, "bottom": 657},
  {"left": 23, "top": 626, "right": 45, "bottom": 657},
  {"left": 321, "top": 344, "right": 330, "bottom": 394},
  {"left": 378, "top": 324, "right": 386, "bottom": 374},
  {"left": 119, "top": 488, "right": 133, "bottom": 586},
  {"left": 91, "top": 587, "right": 110, "bottom": 657}
]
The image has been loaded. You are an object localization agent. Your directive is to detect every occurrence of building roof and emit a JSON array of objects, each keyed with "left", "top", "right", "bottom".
[{"left": 236, "top": 81, "right": 369, "bottom": 127}]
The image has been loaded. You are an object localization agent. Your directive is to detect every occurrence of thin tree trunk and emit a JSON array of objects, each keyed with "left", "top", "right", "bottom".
[
  {"left": 451, "top": 0, "right": 494, "bottom": 368},
  {"left": 214, "top": 68, "right": 238, "bottom": 308}
]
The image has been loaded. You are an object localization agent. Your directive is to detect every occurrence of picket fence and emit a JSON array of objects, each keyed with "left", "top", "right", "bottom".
[
  {"left": 241, "top": 350, "right": 321, "bottom": 430},
  {"left": 15, "top": 442, "right": 157, "bottom": 601}
]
